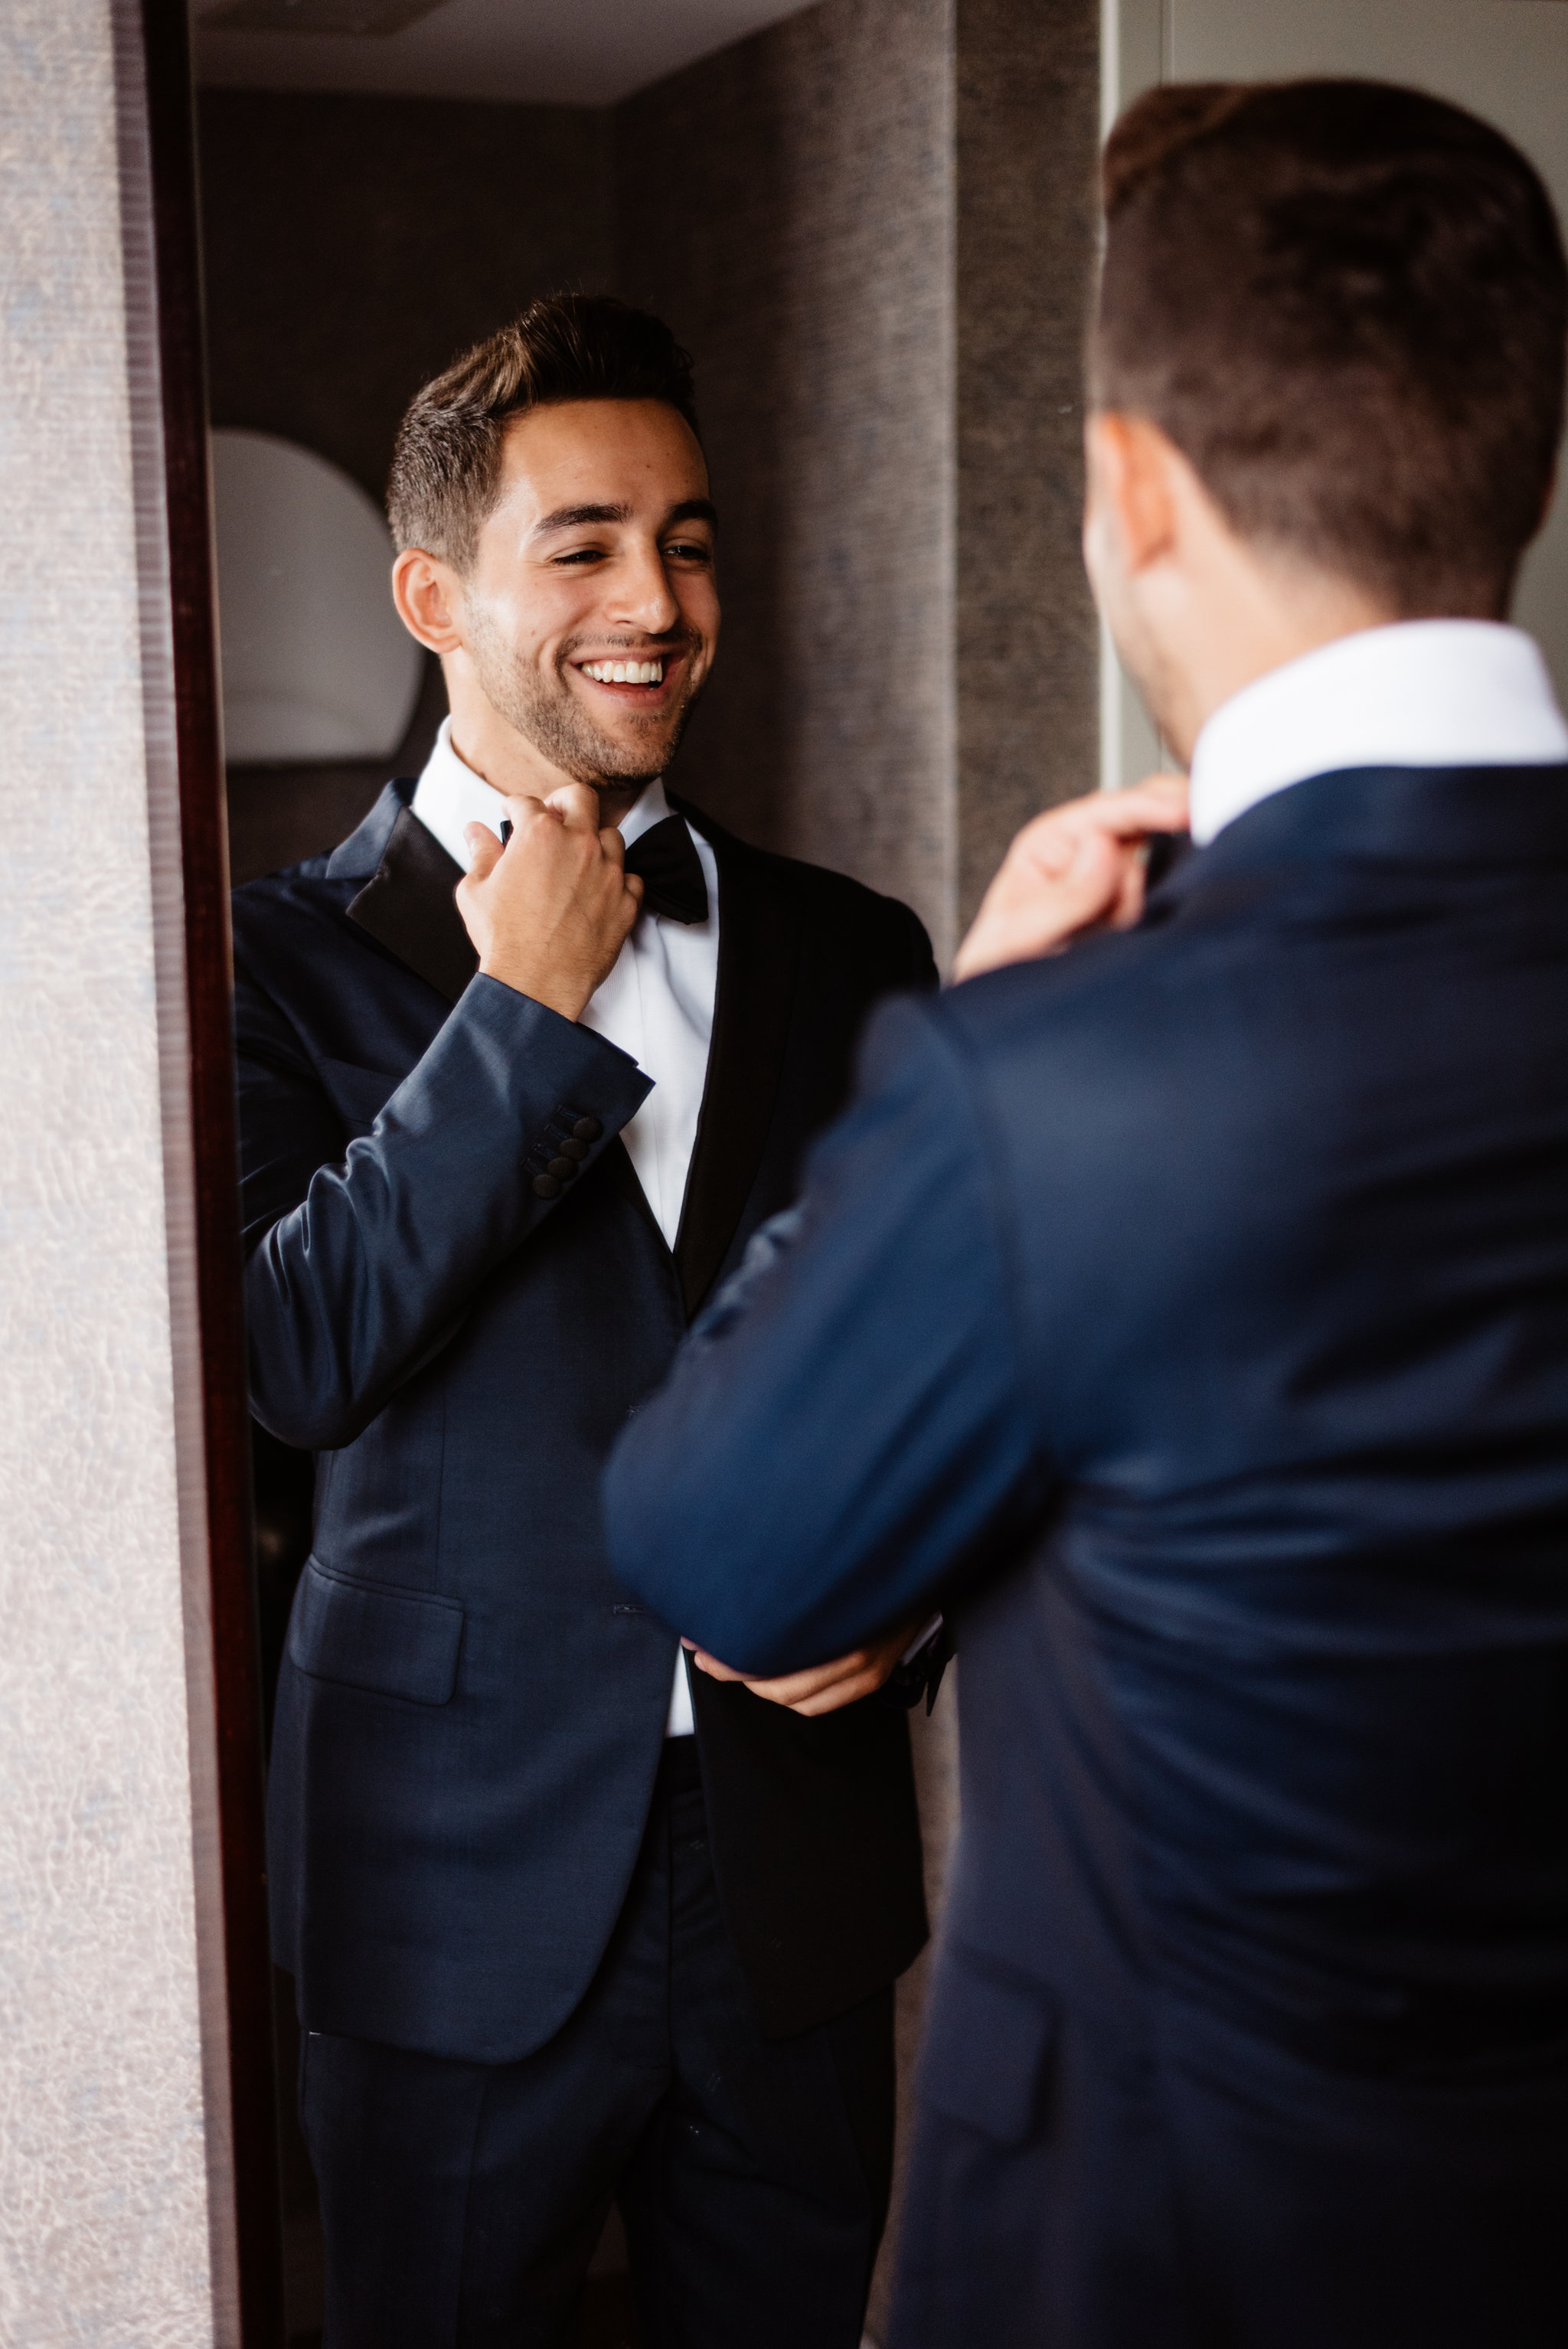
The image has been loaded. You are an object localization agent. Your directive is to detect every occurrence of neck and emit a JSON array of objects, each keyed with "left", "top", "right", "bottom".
[{"left": 1150, "top": 555, "right": 1396, "bottom": 769}]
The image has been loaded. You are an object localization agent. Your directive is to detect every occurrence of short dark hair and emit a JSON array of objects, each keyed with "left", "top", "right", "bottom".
[
  {"left": 1093, "top": 80, "right": 1568, "bottom": 616},
  {"left": 387, "top": 294, "right": 701, "bottom": 569}
]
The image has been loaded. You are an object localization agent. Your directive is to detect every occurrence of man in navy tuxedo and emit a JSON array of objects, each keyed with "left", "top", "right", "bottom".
[
  {"left": 235, "top": 296, "right": 944, "bottom": 2347},
  {"left": 606, "top": 83, "right": 1568, "bottom": 2347}
]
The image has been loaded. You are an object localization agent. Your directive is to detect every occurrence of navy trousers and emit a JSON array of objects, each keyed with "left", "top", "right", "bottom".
[{"left": 299, "top": 1740, "right": 894, "bottom": 2347}]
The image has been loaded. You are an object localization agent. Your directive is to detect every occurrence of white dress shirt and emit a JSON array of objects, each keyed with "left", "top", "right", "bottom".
[
  {"left": 1188, "top": 621, "right": 1568, "bottom": 848},
  {"left": 410, "top": 719, "right": 720, "bottom": 1734}
]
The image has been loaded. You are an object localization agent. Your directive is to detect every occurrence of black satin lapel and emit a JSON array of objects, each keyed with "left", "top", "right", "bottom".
[
  {"left": 675, "top": 835, "right": 802, "bottom": 1318},
  {"left": 346, "top": 806, "right": 478, "bottom": 1004}
]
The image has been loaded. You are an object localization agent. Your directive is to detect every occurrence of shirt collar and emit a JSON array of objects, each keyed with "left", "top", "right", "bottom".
[
  {"left": 1187, "top": 621, "right": 1568, "bottom": 848},
  {"left": 408, "top": 717, "right": 671, "bottom": 868}
]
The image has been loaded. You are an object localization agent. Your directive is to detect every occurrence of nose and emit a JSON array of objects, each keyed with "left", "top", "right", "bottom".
[{"left": 604, "top": 538, "right": 681, "bottom": 637}]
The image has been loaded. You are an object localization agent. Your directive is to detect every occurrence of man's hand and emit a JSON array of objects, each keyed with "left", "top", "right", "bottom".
[
  {"left": 684, "top": 1622, "right": 917, "bottom": 1719},
  {"left": 457, "top": 782, "right": 644, "bottom": 1022},
  {"left": 953, "top": 773, "right": 1189, "bottom": 982}
]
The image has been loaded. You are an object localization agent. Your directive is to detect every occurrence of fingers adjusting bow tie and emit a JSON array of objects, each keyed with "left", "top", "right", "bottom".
[
  {"left": 623, "top": 814, "right": 709, "bottom": 925},
  {"left": 496, "top": 809, "right": 709, "bottom": 925}
]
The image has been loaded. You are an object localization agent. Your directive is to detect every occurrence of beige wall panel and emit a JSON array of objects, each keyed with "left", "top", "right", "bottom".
[{"left": 0, "top": 3, "right": 226, "bottom": 2341}]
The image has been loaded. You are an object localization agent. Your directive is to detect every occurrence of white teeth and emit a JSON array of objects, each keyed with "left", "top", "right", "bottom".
[{"left": 583, "top": 658, "right": 665, "bottom": 684}]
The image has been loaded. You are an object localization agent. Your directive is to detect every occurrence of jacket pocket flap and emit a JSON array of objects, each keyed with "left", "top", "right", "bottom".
[
  {"left": 917, "top": 1945, "right": 1058, "bottom": 2147},
  {"left": 288, "top": 1557, "right": 464, "bottom": 1706}
]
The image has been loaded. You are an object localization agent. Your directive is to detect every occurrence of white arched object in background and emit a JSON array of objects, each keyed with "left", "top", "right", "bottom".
[{"left": 211, "top": 426, "right": 423, "bottom": 763}]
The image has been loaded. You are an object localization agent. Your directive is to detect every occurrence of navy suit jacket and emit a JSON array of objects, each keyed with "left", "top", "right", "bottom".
[
  {"left": 235, "top": 779, "right": 935, "bottom": 2063},
  {"left": 608, "top": 764, "right": 1568, "bottom": 2116}
]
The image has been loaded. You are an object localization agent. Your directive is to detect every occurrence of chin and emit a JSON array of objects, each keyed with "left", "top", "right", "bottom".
[
  {"left": 597, "top": 714, "right": 692, "bottom": 782},
  {"left": 593, "top": 743, "right": 676, "bottom": 786}
]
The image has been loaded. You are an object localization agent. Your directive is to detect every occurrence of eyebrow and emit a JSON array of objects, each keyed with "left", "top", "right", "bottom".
[{"left": 532, "top": 497, "right": 719, "bottom": 537}]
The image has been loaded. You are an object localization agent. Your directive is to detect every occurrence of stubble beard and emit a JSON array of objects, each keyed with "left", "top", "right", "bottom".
[{"left": 466, "top": 601, "right": 707, "bottom": 790}]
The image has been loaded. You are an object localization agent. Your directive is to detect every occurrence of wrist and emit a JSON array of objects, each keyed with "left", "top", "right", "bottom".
[{"left": 479, "top": 956, "right": 592, "bottom": 1024}]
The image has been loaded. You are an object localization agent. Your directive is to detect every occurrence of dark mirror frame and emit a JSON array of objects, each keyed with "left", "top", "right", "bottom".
[{"left": 138, "top": 2, "right": 286, "bottom": 2338}]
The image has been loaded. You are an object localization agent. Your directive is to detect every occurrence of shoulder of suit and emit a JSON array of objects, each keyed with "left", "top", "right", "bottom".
[
  {"left": 230, "top": 851, "right": 361, "bottom": 976},
  {"left": 232, "top": 848, "right": 336, "bottom": 897},
  {"left": 232, "top": 851, "right": 354, "bottom": 914},
  {"left": 231, "top": 778, "right": 410, "bottom": 926}
]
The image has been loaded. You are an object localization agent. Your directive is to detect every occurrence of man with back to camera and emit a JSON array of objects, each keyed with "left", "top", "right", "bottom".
[
  {"left": 606, "top": 81, "right": 1568, "bottom": 2347},
  {"left": 232, "top": 294, "right": 948, "bottom": 2347}
]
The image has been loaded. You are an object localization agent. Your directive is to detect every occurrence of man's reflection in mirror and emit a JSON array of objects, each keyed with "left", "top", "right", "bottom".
[{"left": 234, "top": 296, "right": 948, "bottom": 2347}]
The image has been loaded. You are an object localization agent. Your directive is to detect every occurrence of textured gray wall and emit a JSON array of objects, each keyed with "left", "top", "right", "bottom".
[
  {"left": 956, "top": 0, "right": 1101, "bottom": 921},
  {"left": 0, "top": 2, "right": 232, "bottom": 2340},
  {"left": 618, "top": 0, "right": 959, "bottom": 958}
]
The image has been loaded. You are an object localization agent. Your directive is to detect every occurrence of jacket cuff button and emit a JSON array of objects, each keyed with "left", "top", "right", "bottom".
[
  {"left": 531, "top": 1173, "right": 563, "bottom": 1200},
  {"left": 572, "top": 1116, "right": 603, "bottom": 1142},
  {"left": 546, "top": 1155, "right": 576, "bottom": 1181}
]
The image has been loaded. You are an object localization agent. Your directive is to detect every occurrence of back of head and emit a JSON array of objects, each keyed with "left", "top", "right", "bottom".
[
  {"left": 1094, "top": 79, "right": 1568, "bottom": 616},
  {"left": 387, "top": 292, "right": 700, "bottom": 571}
]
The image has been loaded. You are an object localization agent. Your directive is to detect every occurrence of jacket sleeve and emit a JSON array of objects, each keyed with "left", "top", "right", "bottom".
[
  {"left": 603, "top": 992, "right": 1046, "bottom": 1673},
  {"left": 237, "top": 964, "right": 652, "bottom": 1451}
]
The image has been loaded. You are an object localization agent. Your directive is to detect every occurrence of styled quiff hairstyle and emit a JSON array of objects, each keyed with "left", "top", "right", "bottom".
[
  {"left": 387, "top": 294, "right": 701, "bottom": 570},
  {"left": 1093, "top": 80, "right": 1568, "bottom": 615}
]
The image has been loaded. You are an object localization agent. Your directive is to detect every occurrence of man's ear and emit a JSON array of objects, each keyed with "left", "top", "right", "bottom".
[
  {"left": 1086, "top": 412, "right": 1181, "bottom": 579},
  {"left": 392, "top": 547, "right": 465, "bottom": 655}
]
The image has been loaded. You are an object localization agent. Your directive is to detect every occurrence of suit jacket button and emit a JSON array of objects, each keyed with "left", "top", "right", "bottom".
[
  {"left": 573, "top": 1116, "right": 603, "bottom": 1142},
  {"left": 547, "top": 1155, "right": 576, "bottom": 1181},
  {"left": 532, "top": 1173, "right": 563, "bottom": 1200},
  {"left": 557, "top": 1136, "right": 590, "bottom": 1161}
]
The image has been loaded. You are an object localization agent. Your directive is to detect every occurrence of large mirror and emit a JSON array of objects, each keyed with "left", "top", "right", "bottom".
[{"left": 192, "top": 5, "right": 1001, "bottom": 2342}]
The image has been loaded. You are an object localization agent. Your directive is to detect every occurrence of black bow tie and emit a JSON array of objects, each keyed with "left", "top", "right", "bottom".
[
  {"left": 496, "top": 809, "right": 709, "bottom": 925},
  {"left": 623, "top": 813, "right": 709, "bottom": 925}
]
